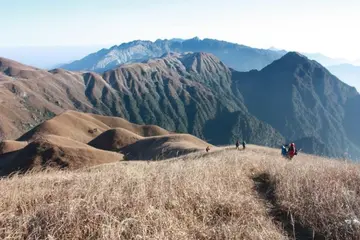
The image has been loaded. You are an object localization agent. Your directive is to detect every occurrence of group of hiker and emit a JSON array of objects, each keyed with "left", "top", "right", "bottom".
[
  {"left": 281, "top": 142, "right": 298, "bottom": 160},
  {"left": 235, "top": 140, "right": 246, "bottom": 150},
  {"left": 205, "top": 139, "right": 298, "bottom": 160},
  {"left": 205, "top": 140, "right": 246, "bottom": 153}
]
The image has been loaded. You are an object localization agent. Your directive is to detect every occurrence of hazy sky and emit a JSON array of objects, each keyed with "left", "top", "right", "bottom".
[{"left": 1, "top": 0, "right": 360, "bottom": 60}]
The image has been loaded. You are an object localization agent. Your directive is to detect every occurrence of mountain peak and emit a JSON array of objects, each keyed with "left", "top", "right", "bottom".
[
  {"left": 178, "top": 52, "right": 226, "bottom": 74},
  {"left": 282, "top": 51, "right": 309, "bottom": 61},
  {"left": 263, "top": 51, "right": 315, "bottom": 71},
  {"left": 189, "top": 36, "right": 201, "bottom": 41}
]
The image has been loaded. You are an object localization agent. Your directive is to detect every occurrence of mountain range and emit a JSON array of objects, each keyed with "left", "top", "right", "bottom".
[
  {"left": 1, "top": 50, "right": 360, "bottom": 159},
  {"left": 61, "top": 38, "right": 360, "bottom": 91},
  {"left": 61, "top": 37, "right": 286, "bottom": 73}
]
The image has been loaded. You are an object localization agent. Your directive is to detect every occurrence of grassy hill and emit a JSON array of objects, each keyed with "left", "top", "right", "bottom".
[
  {"left": 0, "top": 145, "right": 359, "bottom": 239},
  {"left": 0, "top": 111, "right": 215, "bottom": 176}
]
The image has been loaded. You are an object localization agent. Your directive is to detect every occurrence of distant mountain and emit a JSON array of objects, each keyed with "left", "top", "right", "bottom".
[
  {"left": 302, "top": 53, "right": 348, "bottom": 67},
  {"left": 232, "top": 52, "right": 360, "bottom": 158},
  {"left": 268, "top": 46, "right": 286, "bottom": 53},
  {"left": 61, "top": 37, "right": 285, "bottom": 72},
  {"left": 327, "top": 63, "right": 360, "bottom": 91}
]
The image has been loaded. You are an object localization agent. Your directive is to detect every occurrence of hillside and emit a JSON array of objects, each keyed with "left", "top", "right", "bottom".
[
  {"left": 232, "top": 52, "right": 360, "bottom": 158},
  {"left": 120, "top": 134, "right": 214, "bottom": 160},
  {"left": 0, "top": 54, "right": 283, "bottom": 150},
  {"left": 0, "top": 145, "right": 359, "bottom": 239},
  {"left": 17, "top": 110, "right": 170, "bottom": 143},
  {"left": 61, "top": 37, "right": 285, "bottom": 72},
  {"left": 0, "top": 135, "right": 123, "bottom": 176},
  {"left": 0, "top": 111, "right": 214, "bottom": 175},
  {"left": 0, "top": 140, "right": 27, "bottom": 154}
]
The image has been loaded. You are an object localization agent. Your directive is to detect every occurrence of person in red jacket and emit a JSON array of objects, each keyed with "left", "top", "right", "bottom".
[{"left": 288, "top": 143, "right": 296, "bottom": 159}]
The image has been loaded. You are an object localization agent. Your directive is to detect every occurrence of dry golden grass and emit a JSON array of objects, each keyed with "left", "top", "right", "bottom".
[
  {"left": 260, "top": 153, "right": 360, "bottom": 239},
  {"left": 0, "top": 140, "right": 27, "bottom": 154},
  {"left": 0, "top": 145, "right": 359, "bottom": 239}
]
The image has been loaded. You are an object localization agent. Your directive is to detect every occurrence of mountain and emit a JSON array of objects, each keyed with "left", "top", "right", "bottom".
[
  {"left": 2, "top": 52, "right": 360, "bottom": 159},
  {"left": 61, "top": 37, "right": 285, "bottom": 72},
  {"left": 232, "top": 52, "right": 360, "bottom": 158},
  {"left": 0, "top": 54, "right": 283, "bottom": 150},
  {"left": 327, "top": 63, "right": 360, "bottom": 91}
]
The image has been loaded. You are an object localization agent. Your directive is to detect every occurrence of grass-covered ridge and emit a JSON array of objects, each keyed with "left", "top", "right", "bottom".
[{"left": 0, "top": 145, "right": 359, "bottom": 239}]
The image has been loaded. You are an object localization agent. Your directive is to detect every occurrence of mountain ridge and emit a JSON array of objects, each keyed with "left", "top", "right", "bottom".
[
  {"left": 1, "top": 52, "right": 359, "bottom": 159},
  {"left": 59, "top": 37, "right": 360, "bottom": 92},
  {"left": 0, "top": 53, "right": 283, "bottom": 150},
  {"left": 61, "top": 38, "right": 285, "bottom": 72}
]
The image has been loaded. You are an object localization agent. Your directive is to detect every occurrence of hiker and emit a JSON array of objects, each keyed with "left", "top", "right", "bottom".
[
  {"left": 206, "top": 146, "right": 210, "bottom": 152},
  {"left": 242, "top": 140, "right": 246, "bottom": 150},
  {"left": 235, "top": 140, "right": 239, "bottom": 149},
  {"left": 288, "top": 143, "right": 296, "bottom": 159},
  {"left": 281, "top": 145, "right": 288, "bottom": 157}
]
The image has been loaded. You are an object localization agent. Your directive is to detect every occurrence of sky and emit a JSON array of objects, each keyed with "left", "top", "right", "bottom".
[{"left": 1, "top": 0, "right": 360, "bottom": 61}]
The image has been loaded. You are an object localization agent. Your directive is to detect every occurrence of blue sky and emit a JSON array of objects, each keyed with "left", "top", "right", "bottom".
[{"left": 1, "top": 0, "right": 360, "bottom": 60}]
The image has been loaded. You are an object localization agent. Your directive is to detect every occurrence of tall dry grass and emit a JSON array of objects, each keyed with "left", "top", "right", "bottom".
[
  {"left": 261, "top": 154, "right": 360, "bottom": 239},
  {"left": 1, "top": 145, "right": 360, "bottom": 239},
  {"left": 0, "top": 149, "right": 284, "bottom": 240}
]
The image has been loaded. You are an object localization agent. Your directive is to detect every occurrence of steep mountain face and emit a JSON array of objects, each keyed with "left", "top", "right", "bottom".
[
  {"left": 61, "top": 38, "right": 285, "bottom": 72},
  {"left": 232, "top": 52, "right": 360, "bottom": 158},
  {"left": 344, "top": 95, "right": 360, "bottom": 149},
  {"left": 0, "top": 54, "right": 283, "bottom": 148}
]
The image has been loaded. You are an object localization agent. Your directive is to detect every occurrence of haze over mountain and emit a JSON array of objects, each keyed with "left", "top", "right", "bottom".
[
  {"left": 1, "top": 51, "right": 360, "bottom": 159},
  {"left": 302, "top": 52, "right": 348, "bottom": 67},
  {"left": 60, "top": 37, "right": 360, "bottom": 91},
  {"left": 61, "top": 37, "right": 285, "bottom": 73},
  {"left": 0, "top": 45, "right": 110, "bottom": 69},
  {"left": 327, "top": 64, "right": 360, "bottom": 91}
]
